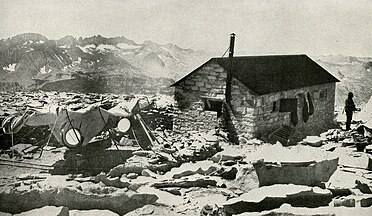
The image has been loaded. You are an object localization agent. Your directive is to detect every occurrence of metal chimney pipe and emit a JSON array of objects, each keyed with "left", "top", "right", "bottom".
[{"left": 225, "top": 33, "right": 235, "bottom": 104}]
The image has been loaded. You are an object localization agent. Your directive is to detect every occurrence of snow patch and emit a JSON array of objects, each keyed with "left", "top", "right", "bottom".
[
  {"left": 117, "top": 43, "right": 140, "bottom": 50},
  {"left": 40, "top": 66, "right": 52, "bottom": 74},
  {"left": 2, "top": 63, "right": 16, "bottom": 72},
  {"left": 78, "top": 44, "right": 95, "bottom": 53},
  {"left": 74, "top": 57, "right": 82, "bottom": 64},
  {"left": 97, "top": 44, "right": 119, "bottom": 52}
]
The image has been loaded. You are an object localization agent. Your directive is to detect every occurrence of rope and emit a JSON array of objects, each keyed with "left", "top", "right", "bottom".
[
  {"left": 221, "top": 47, "right": 230, "bottom": 58},
  {"left": 37, "top": 114, "right": 59, "bottom": 159}
]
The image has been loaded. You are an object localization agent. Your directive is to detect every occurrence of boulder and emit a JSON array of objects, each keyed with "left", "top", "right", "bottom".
[
  {"left": 0, "top": 188, "right": 56, "bottom": 214},
  {"left": 233, "top": 164, "right": 260, "bottom": 192},
  {"left": 333, "top": 197, "right": 356, "bottom": 207},
  {"left": 108, "top": 157, "right": 148, "bottom": 177},
  {"left": 0, "top": 186, "right": 158, "bottom": 215},
  {"left": 237, "top": 204, "right": 372, "bottom": 216},
  {"left": 253, "top": 157, "right": 339, "bottom": 187},
  {"left": 223, "top": 184, "right": 332, "bottom": 215},
  {"left": 299, "top": 136, "right": 326, "bottom": 147},
  {"left": 361, "top": 196, "right": 372, "bottom": 207},
  {"left": 14, "top": 206, "right": 69, "bottom": 216},
  {"left": 55, "top": 187, "right": 157, "bottom": 215}
]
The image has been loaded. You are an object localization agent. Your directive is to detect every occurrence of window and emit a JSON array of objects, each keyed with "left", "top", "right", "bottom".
[
  {"left": 204, "top": 98, "right": 223, "bottom": 117},
  {"left": 272, "top": 98, "right": 297, "bottom": 112},
  {"left": 272, "top": 101, "right": 279, "bottom": 112},
  {"left": 319, "top": 90, "right": 327, "bottom": 100}
]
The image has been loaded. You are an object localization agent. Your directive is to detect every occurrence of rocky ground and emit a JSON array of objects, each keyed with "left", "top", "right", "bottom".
[{"left": 0, "top": 91, "right": 372, "bottom": 216}]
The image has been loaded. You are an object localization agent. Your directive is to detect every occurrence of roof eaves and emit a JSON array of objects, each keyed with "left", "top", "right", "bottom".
[
  {"left": 170, "top": 58, "right": 216, "bottom": 87},
  {"left": 307, "top": 56, "right": 340, "bottom": 83}
]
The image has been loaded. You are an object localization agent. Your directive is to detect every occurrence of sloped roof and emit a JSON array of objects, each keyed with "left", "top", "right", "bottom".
[{"left": 172, "top": 54, "right": 339, "bottom": 95}]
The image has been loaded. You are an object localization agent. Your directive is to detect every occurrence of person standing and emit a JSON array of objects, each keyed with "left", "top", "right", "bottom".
[{"left": 344, "top": 92, "right": 360, "bottom": 130}]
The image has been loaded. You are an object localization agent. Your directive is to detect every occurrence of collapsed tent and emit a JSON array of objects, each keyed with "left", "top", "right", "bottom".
[{"left": 1, "top": 99, "right": 154, "bottom": 149}]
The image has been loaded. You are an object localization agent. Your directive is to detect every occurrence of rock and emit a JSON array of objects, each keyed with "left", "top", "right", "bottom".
[
  {"left": 211, "top": 152, "right": 243, "bottom": 163},
  {"left": 166, "top": 161, "right": 219, "bottom": 179},
  {"left": 0, "top": 186, "right": 158, "bottom": 215},
  {"left": 74, "top": 177, "right": 94, "bottom": 183},
  {"left": 55, "top": 187, "right": 158, "bottom": 215},
  {"left": 200, "top": 130, "right": 218, "bottom": 142},
  {"left": 361, "top": 196, "right": 372, "bottom": 207},
  {"left": 200, "top": 204, "right": 221, "bottom": 216},
  {"left": 95, "top": 173, "right": 130, "bottom": 188},
  {"left": 236, "top": 204, "right": 372, "bottom": 216},
  {"left": 223, "top": 184, "right": 332, "bottom": 215},
  {"left": 14, "top": 206, "right": 69, "bottom": 216},
  {"left": 17, "top": 174, "right": 46, "bottom": 181},
  {"left": 152, "top": 175, "right": 218, "bottom": 188},
  {"left": 141, "top": 169, "right": 158, "bottom": 178},
  {"left": 356, "top": 180, "right": 372, "bottom": 194},
  {"left": 160, "top": 188, "right": 182, "bottom": 196},
  {"left": 234, "top": 165, "right": 260, "bottom": 192},
  {"left": 221, "top": 160, "right": 236, "bottom": 166},
  {"left": 334, "top": 197, "right": 356, "bottom": 207},
  {"left": 329, "top": 188, "right": 352, "bottom": 197},
  {"left": 127, "top": 173, "right": 138, "bottom": 179},
  {"left": 300, "top": 136, "right": 326, "bottom": 147},
  {"left": 10, "top": 144, "right": 33, "bottom": 155},
  {"left": 253, "top": 157, "right": 339, "bottom": 187},
  {"left": 217, "top": 166, "right": 238, "bottom": 180},
  {"left": 148, "top": 161, "right": 179, "bottom": 173},
  {"left": 108, "top": 160, "right": 147, "bottom": 177},
  {"left": 125, "top": 205, "right": 173, "bottom": 216},
  {"left": 69, "top": 209, "right": 119, "bottom": 216}
]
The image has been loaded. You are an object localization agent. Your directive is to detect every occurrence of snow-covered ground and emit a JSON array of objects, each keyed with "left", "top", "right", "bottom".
[{"left": 2, "top": 63, "right": 16, "bottom": 72}]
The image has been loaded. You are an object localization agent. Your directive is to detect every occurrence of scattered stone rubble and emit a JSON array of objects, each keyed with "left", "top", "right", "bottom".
[{"left": 1, "top": 91, "right": 372, "bottom": 215}]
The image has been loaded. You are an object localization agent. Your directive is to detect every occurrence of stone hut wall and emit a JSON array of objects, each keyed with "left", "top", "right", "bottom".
[
  {"left": 253, "top": 82, "right": 336, "bottom": 139},
  {"left": 173, "top": 60, "right": 227, "bottom": 133},
  {"left": 228, "top": 78, "right": 257, "bottom": 138},
  {"left": 173, "top": 60, "right": 337, "bottom": 142}
]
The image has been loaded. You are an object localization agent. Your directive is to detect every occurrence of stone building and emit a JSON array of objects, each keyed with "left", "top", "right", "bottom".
[{"left": 171, "top": 54, "right": 339, "bottom": 144}]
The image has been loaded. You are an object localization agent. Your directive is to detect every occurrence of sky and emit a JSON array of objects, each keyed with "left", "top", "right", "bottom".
[{"left": 1, "top": 0, "right": 371, "bottom": 57}]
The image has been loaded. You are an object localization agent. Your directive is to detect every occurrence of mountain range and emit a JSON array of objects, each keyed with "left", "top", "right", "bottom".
[
  {"left": 0, "top": 33, "right": 371, "bottom": 107},
  {"left": 0, "top": 33, "right": 210, "bottom": 94}
]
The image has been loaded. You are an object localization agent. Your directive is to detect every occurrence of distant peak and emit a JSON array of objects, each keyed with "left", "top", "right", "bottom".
[{"left": 10, "top": 33, "right": 48, "bottom": 42}]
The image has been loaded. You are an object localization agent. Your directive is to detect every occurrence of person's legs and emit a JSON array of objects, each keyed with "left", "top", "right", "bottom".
[{"left": 346, "top": 112, "right": 353, "bottom": 130}]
